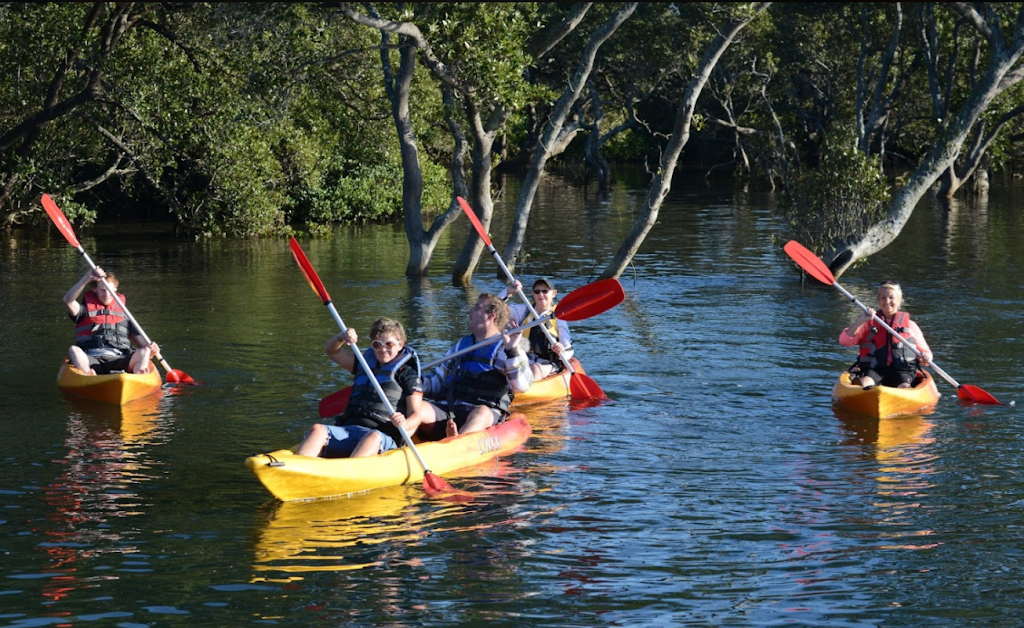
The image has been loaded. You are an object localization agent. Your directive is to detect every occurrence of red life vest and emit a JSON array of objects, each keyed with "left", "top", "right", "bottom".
[
  {"left": 74, "top": 291, "right": 132, "bottom": 351},
  {"left": 857, "top": 311, "right": 918, "bottom": 371}
]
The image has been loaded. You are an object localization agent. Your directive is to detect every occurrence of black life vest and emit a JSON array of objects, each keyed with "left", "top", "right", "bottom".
[
  {"left": 857, "top": 311, "right": 919, "bottom": 372},
  {"left": 521, "top": 311, "right": 561, "bottom": 362},
  {"left": 442, "top": 335, "right": 513, "bottom": 413},
  {"left": 74, "top": 292, "right": 132, "bottom": 351},
  {"left": 338, "top": 346, "right": 419, "bottom": 434}
]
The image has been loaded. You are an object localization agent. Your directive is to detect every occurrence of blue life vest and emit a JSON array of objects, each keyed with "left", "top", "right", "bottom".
[
  {"left": 442, "top": 335, "right": 513, "bottom": 413},
  {"left": 339, "top": 345, "right": 419, "bottom": 430}
]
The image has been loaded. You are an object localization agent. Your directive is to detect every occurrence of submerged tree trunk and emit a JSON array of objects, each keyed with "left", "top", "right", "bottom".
[
  {"left": 600, "top": 3, "right": 771, "bottom": 279},
  {"left": 826, "top": 4, "right": 1024, "bottom": 276}
]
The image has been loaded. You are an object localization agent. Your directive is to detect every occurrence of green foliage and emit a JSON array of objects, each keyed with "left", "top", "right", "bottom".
[{"left": 780, "top": 131, "right": 891, "bottom": 254}]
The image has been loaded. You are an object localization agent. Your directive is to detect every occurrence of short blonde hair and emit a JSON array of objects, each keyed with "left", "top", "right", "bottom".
[{"left": 878, "top": 280, "right": 902, "bottom": 306}]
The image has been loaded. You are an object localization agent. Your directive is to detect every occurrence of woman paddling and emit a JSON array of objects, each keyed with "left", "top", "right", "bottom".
[{"left": 839, "top": 280, "right": 933, "bottom": 390}]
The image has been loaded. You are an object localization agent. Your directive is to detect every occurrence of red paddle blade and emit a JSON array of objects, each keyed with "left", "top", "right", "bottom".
[
  {"left": 289, "top": 237, "right": 332, "bottom": 304},
  {"left": 167, "top": 369, "right": 195, "bottom": 385},
  {"left": 554, "top": 278, "right": 625, "bottom": 321},
  {"left": 456, "top": 196, "right": 493, "bottom": 247},
  {"left": 783, "top": 241, "right": 836, "bottom": 286},
  {"left": 569, "top": 372, "right": 607, "bottom": 400},
  {"left": 41, "top": 194, "right": 82, "bottom": 248},
  {"left": 318, "top": 387, "right": 353, "bottom": 418},
  {"left": 958, "top": 384, "right": 1003, "bottom": 405},
  {"left": 422, "top": 472, "right": 472, "bottom": 501}
]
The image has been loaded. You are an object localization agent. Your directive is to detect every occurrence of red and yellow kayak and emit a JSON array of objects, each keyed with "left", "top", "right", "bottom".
[
  {"left": 57, "top": 360, "right": 163, "bottom": 405},
  {"left": 245, "top": 413, "right": 532, "bottom": 501},
  {"left": 831, "top": 370, "right": 941, "bottom": 418},
  {"left": 510, "top": 357, "right": 585, "bottom": 406}
]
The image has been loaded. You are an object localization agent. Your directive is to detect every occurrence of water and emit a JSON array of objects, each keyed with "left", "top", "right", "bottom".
[{"left": 0, "top": 171, "right": 1021, "bottom": 627}]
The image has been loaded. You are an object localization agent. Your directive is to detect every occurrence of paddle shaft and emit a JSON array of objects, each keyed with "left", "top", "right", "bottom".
[
  {"left": 422, "top": 314, "right": 558, "bottom": 371},
  {"left": 75, "top": 247, "right": 175, "bottom": 376},
  {"left": 458, "top": 197, "right": 576, "bottom": 375},
  {"left": 323, "top": 302, "right": 433, "bottom": 471},
  {"left": 833, "top": 280, "right": 963, "bottom": 389}
]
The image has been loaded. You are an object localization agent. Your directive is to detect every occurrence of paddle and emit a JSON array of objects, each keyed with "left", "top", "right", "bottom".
[
  {"left": 288, "top": 237, "right": 461, "bottom": 497},
  {"left": 456, "top": 196, "right": 606, "bottom": 400},
  {"left": 784, "top": 240, "right": 1002, "bottom": 405},
  {"left": 318, "top": 277, "right": 626, "bottom": 417},
  {"left": 41, "top": 193, "right": 195, "bottom": 385}
]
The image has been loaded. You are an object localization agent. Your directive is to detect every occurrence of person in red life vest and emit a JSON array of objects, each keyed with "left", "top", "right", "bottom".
[
  {"left": 63, "top": 267, "right": 158, "bottom": 376},
  {"left": 296, "top": 317, "right": 430, "bottom": 458},
  {"left": 497, "top": 278, "right": 573, "bottom": 380},
  {"left": 839, "top": 280, "right": 933, "bottom": 390}
]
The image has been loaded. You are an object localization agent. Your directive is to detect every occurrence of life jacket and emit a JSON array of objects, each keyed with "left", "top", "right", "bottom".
[
  {"left": 857, "top": 311, "right": 919, "bottom": 372},
  {"left": 442, "top": 335, "right": 513, "bottom": 413},
  {"left": 74, "top": 292, "right": 132, "bottom": 351},
  {"left": 338, "top": 346, "right": 419, "bottom": 433},
  {"left": 521, "top": 311, "right": 561, "bottom": 363}
]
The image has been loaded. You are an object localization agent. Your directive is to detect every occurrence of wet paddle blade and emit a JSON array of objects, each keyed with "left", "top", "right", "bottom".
[
  {"left": 318, "top": 387, "right": 353, "bottom": 418},
  {"left": 958, "top": 384, "right": 1003, "bottom": 405},
  {"left": 783, "top": 241, "right": 836, "bottom": 286},
  {"left": 422, "top": 472, "right": 472, "bottom": 501},
  {"left": 554, "top": 278, "right": 625, "bottom": 321},
  {"left": 167, "top": 369, "right": 195, "bottom": 384},
  {"left": 569, "top": 372, "right": 607, "bottom": 400}
]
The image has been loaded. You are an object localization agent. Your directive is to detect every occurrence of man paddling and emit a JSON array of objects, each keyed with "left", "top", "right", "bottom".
[{"left": 419, "top": 294, "right": 533, "bottom": 438}]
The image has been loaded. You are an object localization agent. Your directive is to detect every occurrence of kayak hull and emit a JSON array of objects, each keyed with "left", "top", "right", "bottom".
[
  {"left": 510, "top": 357, "right": 584, "bottom": 405},
  {"left": 832, "top": 371, "right": 940, "bottom": 418},
  {"left": 245, "top": 413, "right": 532, "bottom": 502},
  {"left": 57, "top": 360, "right": 163, "bottom": 405}
]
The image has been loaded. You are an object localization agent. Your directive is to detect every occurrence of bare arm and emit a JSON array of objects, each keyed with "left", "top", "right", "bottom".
[
  {"left": 324, "top": 329, "right": 358, "bottom": 372},
  {"left": 64, "top": 268, "right": 102, "bottom": 317}
]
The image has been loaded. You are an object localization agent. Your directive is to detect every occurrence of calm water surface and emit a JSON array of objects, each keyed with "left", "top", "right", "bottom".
[{"left": 1, "top": 172, "right": 1022, "bottom": 627}]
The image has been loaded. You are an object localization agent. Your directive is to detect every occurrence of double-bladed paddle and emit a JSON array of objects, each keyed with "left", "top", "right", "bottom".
[
  {"left": 784, "top": 240, "right": 1001, "bottom": 405},
  {"left": 318, "top": 276, "right": 625, "bottom": 418},
  {"left": 41, "top": 194, "right": 195, "bottom": 385},
  {"left": 288, "top": 237, "right": 462, "bottom": 498},
  {"left": 456, "top": 196, "right": 607, "bottom": 400}
]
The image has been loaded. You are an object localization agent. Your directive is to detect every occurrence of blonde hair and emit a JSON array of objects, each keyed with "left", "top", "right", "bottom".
[{"left": 877, "top": 280, "right": 903, "bottom": 307}]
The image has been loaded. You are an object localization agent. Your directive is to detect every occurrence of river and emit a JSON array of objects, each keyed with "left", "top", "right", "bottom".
[{"left": 0, "top": 170, "right": 1020, "bottom": 627}]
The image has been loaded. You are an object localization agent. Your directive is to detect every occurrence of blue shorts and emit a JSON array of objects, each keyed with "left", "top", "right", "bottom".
[{"left": 323, "top": 425, "right": 399, "bottom": 457}]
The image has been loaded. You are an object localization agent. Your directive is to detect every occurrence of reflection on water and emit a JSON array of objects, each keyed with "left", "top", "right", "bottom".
[
  {"left": 834, "top": 405, "right": 939, "bottom": 549},
  {"left": 251, "top": 405, "right": 572, "bottom": 578},
  {"left": 38, "top": 393, "right": 175, "bottom": 602}
]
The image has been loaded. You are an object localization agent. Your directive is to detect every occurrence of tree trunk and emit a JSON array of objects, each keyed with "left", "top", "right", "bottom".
[{"left": 600, "top": 4, "right": 771, "bottom": 279}]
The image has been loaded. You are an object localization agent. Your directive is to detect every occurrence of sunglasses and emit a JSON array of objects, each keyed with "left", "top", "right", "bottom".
[
  {"left": 533, "top": 289, "right": 551, "bottom": 295},
  {"left": 879, "top": 280, "right": 900, "bottom": 288},
  {"left": 371, "top": 339, "right": 400, "bottom": 350}
]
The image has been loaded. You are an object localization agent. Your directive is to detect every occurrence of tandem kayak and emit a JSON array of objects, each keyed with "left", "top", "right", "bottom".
[
  {"left": 245, "top": 413, "right": 532, "bottom": 501},
  {"left": 831, "top": 370, "right": 940, "bottom": 418},
  {"left": 57, "top": 360, "right": 163, "bottom": 405},
  {"left": 510, "top": 357, "right": 586, "bottom": 406}
]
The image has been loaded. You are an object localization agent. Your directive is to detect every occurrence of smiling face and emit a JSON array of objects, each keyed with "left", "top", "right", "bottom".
[
  {"left": 877, "top": 285, "right": 902, "bottom": 317},
  {"left": 532, "top": 285, "right": 556, "bottom": 313},
  {"left": 371, "top": 332, "right": 404, "bottom": 364}
]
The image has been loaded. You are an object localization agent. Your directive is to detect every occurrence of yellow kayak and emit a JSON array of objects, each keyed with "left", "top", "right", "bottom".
[
  {"left": 510, "top": 357, "right": 584, "bottom": 405},
  {"left": 245, "top": 413, "right": 533, "bottom": 502},
  {"left": 57, "top": 360, "right": 163, "bottom": 405},
  {"left": 831, "top": 371, "right": 940, "bottom": 418}
]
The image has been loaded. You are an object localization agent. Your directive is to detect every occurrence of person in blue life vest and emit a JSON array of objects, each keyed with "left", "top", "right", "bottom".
[
  {"left": 63, "top": 267, "right": 158, "bottom": 376},
  {"left": 498, "top": 278, "right": 573, "bottom": 380},
  {"left": 296, "top": 317, "right": 430, "bottom": 458},
  {"left": 417, "top": 294, "right": 533, "bottom": 440},
  {"left": 839, "top": 280, "right": 933, "bottom": 390}
]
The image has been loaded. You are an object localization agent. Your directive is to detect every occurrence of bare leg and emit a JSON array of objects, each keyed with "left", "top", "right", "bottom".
[
  {"left": 446, "top": 419, "right": 459, "bottom": 438},
  {"left": 130, "top": 347, "right": 152, "bottom": 374},
  {"left": 69, "top": 346, "right": 95, "bottom": 375},
  {"left": 295, "top": 424, "right": 330, "bottom": 457},
  {"left": 531, "top": 362, "right": 556, "bottom": 380},
  {"left": 458, "top": 405, "right": 498, "bottom": 435},
  {"left": 860, "top": 375, "right": 877, "bottom": 389},
  {"left": 350, "top": 431, "right": 383, "bottom": 458}
]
